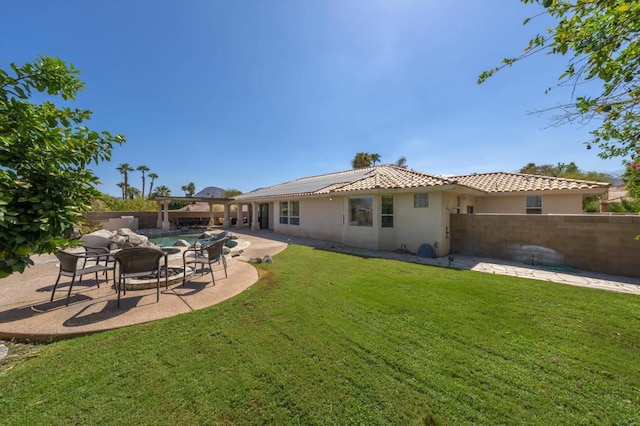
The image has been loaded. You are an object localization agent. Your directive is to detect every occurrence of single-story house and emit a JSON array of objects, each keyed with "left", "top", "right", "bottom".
[
  {"left": 453, "top": 171, "right": 609, "bottom": 215},
  {"left": 231, "top": 165, "right": 610, "bottom": 255}
]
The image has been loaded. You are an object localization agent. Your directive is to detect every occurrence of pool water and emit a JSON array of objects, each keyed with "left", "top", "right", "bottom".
[
  {"left": 149, "top": 234, "right": 238, "bottom": 249},
  {"left": 148, "top": 234, "right": 203, "bottom": 246}
]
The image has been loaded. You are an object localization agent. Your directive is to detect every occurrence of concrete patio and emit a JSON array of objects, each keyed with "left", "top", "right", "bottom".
[
  {"left": 0, "top": 230, "right": 289, "bottom": 342},
  {"left": 0, "top": 229, "right": 638, "bottom": 343}
]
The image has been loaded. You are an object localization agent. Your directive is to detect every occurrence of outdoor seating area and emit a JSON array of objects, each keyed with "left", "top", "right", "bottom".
[{"left": 0, "top": 229, "right": 289, "bottom": 342}]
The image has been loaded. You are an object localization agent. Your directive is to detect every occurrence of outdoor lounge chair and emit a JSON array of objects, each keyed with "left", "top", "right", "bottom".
[
  {"left": 51, "top": 249, "right": 114, "bottom": 306},
  {"left": 113, "top": 247, "right": 167, "bottom": 308},
  {"left": 80, "top": 235, "right": 116, "bottom": 281},
  {"left": 182, "top": 237, "right": 228, "bottom": 286}
]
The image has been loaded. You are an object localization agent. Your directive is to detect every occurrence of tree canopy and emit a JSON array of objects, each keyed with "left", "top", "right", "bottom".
[
  {"left": 0, "top": 56, "right": 124, "bottom": 277},
  {"left": 479, "top": 0, "right": 640, "bottom": 160},
  {"left": 622, "top": 155, "right": 640, "bottom": 199},
  {"left": 395, "top": 156, "right": 408, "bottom": 168},
  {"left": 181, "top": 182, "right": 196, "bottom": 197},
  {"left": 224, "top": 188, "right": 243, "bottom": 197},
  {"left": 519, "top": 161, "right": 613, "bottom": 182},
  {"left": 519, "top": 161, "right": 613, "bottom": 212},
  {"left": 351, "top": 152, "right": 373, "bottom": 169},
  {"left": 152, "top": 185, "right": 171, "bottom": 198}
]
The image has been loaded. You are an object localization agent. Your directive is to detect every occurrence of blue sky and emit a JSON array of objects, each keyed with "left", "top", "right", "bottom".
[{"left": 2, "top": 1, "right": 622, "bottom": 196}]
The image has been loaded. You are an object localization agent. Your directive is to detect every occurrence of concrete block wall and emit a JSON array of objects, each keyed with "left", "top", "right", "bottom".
[
  {"left": 450, "top": 214, "right": 640, "bottom": 278},
  {"left": 85, "top": 212, "right": 159, "bottom": 229}
]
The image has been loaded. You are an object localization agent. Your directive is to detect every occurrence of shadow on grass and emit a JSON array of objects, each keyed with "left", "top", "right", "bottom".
[
  {"left": 312, "top": 246, "right": 378, "bottom": 260},
  {"left": 311, "top": 246, "right": 467, "bottom": 273}
]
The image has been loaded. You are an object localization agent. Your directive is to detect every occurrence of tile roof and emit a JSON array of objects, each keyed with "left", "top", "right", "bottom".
[
  {"left": 234, "top": 165, "right": 454, "bottom": 200},
  {"left": 454, "top": 172, "right": 610, "bottom": 194},
  {"left": 233, "top": 168, "right": 610, "bottom": 201}
]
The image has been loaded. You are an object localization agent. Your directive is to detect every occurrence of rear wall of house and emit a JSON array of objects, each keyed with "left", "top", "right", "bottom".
[
  {"left": 450, "top": 213, "right": 640, "bottom": 277},
  {"left": 271, "top": 193, "right": 453, "bottom": 253},
  {"left": 388, "top": 192, "right": 450, "bottom": 255},
  {"left": 274, "top": 197, "right": 345, "bottom": 242}
]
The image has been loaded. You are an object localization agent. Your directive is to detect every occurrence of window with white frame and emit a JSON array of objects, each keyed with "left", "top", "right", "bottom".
[
  {"left": 526, "top": 196, "right": 542, "bottom": 214},
  {"left": 414, "top": 193, "right": 429, "bottom": 208},
  {"left": 381, "top": 195, "right": 394, "bottom": 228},
  {"left": 348, "top": 197, "right": 373, "bottom": 227},
  {"left": 290, "top": 201, "right": 300, "bottom": 225},
  {"left": 279, "top": 201, "right": 289, "bottom": 224},
  {"left": 279, "top": 201, "right": 300, "bottom": 225}
]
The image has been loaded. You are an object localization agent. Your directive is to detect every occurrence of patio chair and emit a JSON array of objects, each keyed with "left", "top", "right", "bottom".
[
  {"left": 113, "top": 247, "right": 167, "bottom": 308},
  {"left": 51, "top": 249, "right": 114, "bottom": 306},
  {"left": 182, "top": 237, "right": 228, "bottom": 286},
  {"left": 80, "top": 235, "right": 115, "bottom": 282}
]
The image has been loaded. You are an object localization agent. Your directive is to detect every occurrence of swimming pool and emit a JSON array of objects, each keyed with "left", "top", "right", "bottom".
[
  {"left": 149, "top": 234, "right": 238, "bottom": 249},
  {"left": 148, "top": 234, "right": 203, "bottom": 247}
]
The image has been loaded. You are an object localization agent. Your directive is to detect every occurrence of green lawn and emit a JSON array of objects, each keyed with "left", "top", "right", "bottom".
[{"left": 0, "top": 245, "right": 638, "bottom": 424}]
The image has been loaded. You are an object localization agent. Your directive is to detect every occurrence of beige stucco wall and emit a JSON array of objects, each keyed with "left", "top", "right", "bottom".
[
  {"left": 472, "top": 193, "right": 584, "bottom": 214},
  {"left": 542, "top": 194, "right": 584, "bottom": 214},
  {"left": 340, "top": 192, "right": 451, "bottom": 253},
  {"left": 274, "top": 197, "right": 344, "bottom": 243},
  {"left": 266, "top": 192, "right": 452, "bottom": 255},
  {"left": 474, "top": 195, "right": 525, "bottom": 214},
  {"left": 389, "top": 192, "right": 450, "bottom": 255}
]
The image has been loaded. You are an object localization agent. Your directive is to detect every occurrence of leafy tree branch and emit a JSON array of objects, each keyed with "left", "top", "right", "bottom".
[
  {"left": 479, "top": 0, "right": 640, "bottom": 160},
  {"left": 0, "top": 56, "right": 125, "bottom": 277}
]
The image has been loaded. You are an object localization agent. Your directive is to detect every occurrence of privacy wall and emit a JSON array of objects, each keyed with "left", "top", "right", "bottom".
[{"left": 450, "top": 214, "right": 640, "bottom": 278}]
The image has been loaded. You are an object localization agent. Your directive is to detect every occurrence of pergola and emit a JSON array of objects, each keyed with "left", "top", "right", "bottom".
[{"left": 153, "top": 196, "right": 233, "bottom": 230}]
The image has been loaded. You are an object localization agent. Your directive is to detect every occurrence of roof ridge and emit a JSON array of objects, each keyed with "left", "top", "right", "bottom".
[
  {"left": 453, "top": 171, "right": 610, "bottom": 185},
  {"left": 379, "top": 164, "right": 458, "bottom": 182}
]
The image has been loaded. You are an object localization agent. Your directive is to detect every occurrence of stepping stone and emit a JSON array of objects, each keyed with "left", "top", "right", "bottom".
[{"left": 0, "top": 344, "right": 8, "bottom": 360}]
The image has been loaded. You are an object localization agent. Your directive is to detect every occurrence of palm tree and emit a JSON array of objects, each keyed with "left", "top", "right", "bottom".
[
  {"left": 127, "top": 187, "right": 141, "bottom": 199},
  {"left": 116, "top": 182, "right": 126, "bottom": 199},
  {"left": 137, "top": 165, "right": 150, "bottom": 199},
  {"left": 181, "top": 182, "right": 196, "bottom": 197},
  {"left": 147, "top": 172, "right": 158, "bottom": 200},
  {"left": 395, "top": 156, "right": 408, "bottom": 168},
  {"left": 351, "top": 152, "right": 372, "bottom": 169},
  {"left": 116, "top": 163, "right": 134, "bottom": 199},
  {"left": 152, "top": 185, "right": 171, "bottom": 198},
  {"left": 370, "top": 153, "right": 382, "bottom": 165}
]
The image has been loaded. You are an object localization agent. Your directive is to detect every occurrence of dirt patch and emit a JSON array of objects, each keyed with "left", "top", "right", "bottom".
[{"left": 0, "top": 339, "right": 44, "bottom": 376}]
